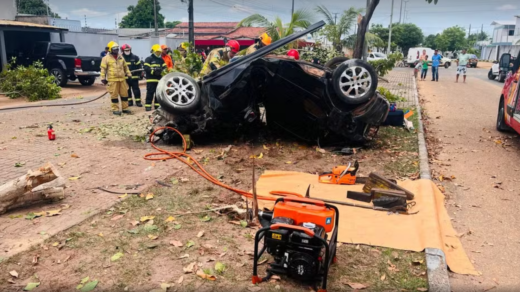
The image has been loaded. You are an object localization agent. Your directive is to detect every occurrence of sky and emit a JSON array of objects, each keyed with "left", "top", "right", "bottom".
[{"left": 45, "top": 0, "right": 520, "bottom": 36}]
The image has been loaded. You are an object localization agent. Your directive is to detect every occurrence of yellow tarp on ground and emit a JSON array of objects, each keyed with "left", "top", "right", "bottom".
[{"left": 254, "top": 171, "right": 478, "bottom": 275}]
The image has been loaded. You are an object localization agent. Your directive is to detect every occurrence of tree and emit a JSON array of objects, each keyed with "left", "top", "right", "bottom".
[
  {"left": 120, "top": 0, "right": 165, "bottom": 28},
  {"left": 369, "top": 24, "right": 389, "bottom": 44},
  {"left": 315, "top": 6, "right": 363, "bottom": 52},
  {"left": 435, "top": 26, "right": 466, "bottom": 52},
  {"left": 424, "top": 34, "right": 438, "bottom": 48},
  {"left": 467, "top": 31, "right": 489, "bottom": 45},
  {"left": 165, "top": 21, "right": 181, "bottom": 29},
  {"left": 16, "top": 0, "right": 60, "bottom": 18},
  {"left": 353, "top": 0, "right": 437, "bottom": 58},
  {"left": 237, "top": 9, "right": 313, "bottom": 42},
  {"left": 391, "top": 23, "right": 424, "bottom": 54}
]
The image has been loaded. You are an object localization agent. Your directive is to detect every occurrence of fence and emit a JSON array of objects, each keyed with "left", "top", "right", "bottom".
[
  {"left": 481, "top": 45, "right": 520, "bottom": 61},
  {"left": 50, "top": 31, "right": 118, "bottom": 57}
]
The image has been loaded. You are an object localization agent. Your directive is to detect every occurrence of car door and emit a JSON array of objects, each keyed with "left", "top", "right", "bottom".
[
  {"left": 500, "top": 53, "right": 511, "bottom": 73},
  {"left": 506, "top": 54, "right": 520, "bottom": 129}
]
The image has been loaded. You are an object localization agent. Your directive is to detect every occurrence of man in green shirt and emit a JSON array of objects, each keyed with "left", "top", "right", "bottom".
[{"left": 456, "top": 49, "right": 470, "bottom": 83}]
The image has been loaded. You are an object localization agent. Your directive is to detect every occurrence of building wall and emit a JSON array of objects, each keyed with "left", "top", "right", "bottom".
[
  {"left": 118, "top": 37, "right": 182, "bottom": 60},
  {"left": 493, "top": 25, "right": 516, "bottom": 44},
  {"left": 16, "top": 16, "right": 82, "bottom": 32},
  {"left": 0, "top": 0, "right": 16, "bottom": 20},
  {"left": 51, "top": 32, "right": 118, "bottom": 56},
  {"left": 481, "top": 45, "right": 520, "bottom": 61}
]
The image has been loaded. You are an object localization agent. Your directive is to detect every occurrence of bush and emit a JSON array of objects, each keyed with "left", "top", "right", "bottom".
[
  {"left": 368, "top": 52, "right": 403, "bottom": 77},
  {"left": 169, "top": 44, "right": 203, "bottom": 78},
  {"left": 300, "top": 46, "right": 345, "bottom": 64},
  {"left": 0, "top": 59, "right": 61, "bottom": 101},
  {"left": 377, "top": 86, "right": 405, "bottom": 103}
]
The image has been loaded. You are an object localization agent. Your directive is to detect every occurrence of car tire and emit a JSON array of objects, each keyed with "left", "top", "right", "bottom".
[
  {"left": 50, "top": 68, "right": 67, "bottom": 87},
  {"left": 488, "top": 70, "right": 496, "bottom": 80},
  {"left": 324, "top": 57, "right": 350, "bottom": 70},
  {"left": 444, "top": 63, "right": 449, "bottom": 69},
  {"left": 496, "top": 98, "right": 511, "bottom": 132},
  {"left": 156, "top": 72, "right": 201, "bottom": 115},
  {"left": 332, "top": 59, "right": 378, "bottom": 105},
  {"left": 78, "top": 76, "right": 96, "bottom": 86},
  {"left": 499, "top": 72, "right": 506, "bottom": 83}
]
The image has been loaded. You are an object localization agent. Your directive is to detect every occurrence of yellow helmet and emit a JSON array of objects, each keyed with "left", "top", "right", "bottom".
[
  {"left": 180, "top": 42, "right": 189, "bottom": 50},
  {"left": 107, "top": 41, "right": 119, "bottom": 51},
  {"left": 151, "top": 44, "right": 161, "bottom": 53},
  {"left": 259, "top": 33, "right": 272, "bottom": 46}
]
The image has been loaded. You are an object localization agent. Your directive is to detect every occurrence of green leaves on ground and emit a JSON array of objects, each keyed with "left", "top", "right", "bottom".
[
  {"left": 201, "top": 215, "right": 211, "bottom": 222},
  {"left": 0, "top": 59, "right": 61, "bottom": 101},
  {"left": 186, "top": 240, "right": 195, "bottom": 248},
  {"left": 79, "top": 280, "right": 98, "bottom": 292},
  {"left": 215, "top": 262, "right": 226, "bottom": 274},
  {"left": 23, "top": 282, "right": 40, "bottom": 291},
  {"left": 110, "top": 252, "right": 124, "bottom": 262}
]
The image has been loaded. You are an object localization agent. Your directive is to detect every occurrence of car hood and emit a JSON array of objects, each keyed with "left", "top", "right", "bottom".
[{"left": 202, "top": 20, "right": 325, "bottom": 83}]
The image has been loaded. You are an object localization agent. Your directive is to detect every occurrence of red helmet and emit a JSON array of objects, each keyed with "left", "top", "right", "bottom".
[
  {"left": 121, "top": 44, "right": 131, "bottom": 51},
  {"left": 226, "top": 40, "right": 240, "bottom": 53},
  {"left": 287, "top": 49, "right": 300, "bottom": 60}
]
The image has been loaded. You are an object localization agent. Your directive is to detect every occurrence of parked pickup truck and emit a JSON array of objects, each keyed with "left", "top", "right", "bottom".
[
  {"left": 20, "top": 42, "right": 101, "bottom": 87},
  {"left": 496, "top": 51, "right": 520, "bottom": 133}
]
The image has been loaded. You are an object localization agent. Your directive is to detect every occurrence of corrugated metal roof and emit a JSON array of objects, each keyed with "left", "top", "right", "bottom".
[
  {"left": 491, "top": 20, "right": 516, "bottom": 26},
  {"left": 0, "top": 20, "right": 67, "bottom": 30}
]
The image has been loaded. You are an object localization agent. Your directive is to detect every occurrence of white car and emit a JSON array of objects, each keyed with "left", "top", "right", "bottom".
[{"left": 367, "top": 52, "right": 387, "bottom": 61}]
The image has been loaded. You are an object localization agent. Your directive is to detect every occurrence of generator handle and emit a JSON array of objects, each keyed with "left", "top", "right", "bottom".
[
  {"left": 252, "top": 226, "right": 270, "bottom": 283},
  {"left": 274, "top": 196, "right": 325, "bottom": 206},
  {"left": 270, "top": 223, "right": 315, "bottom": 237}
]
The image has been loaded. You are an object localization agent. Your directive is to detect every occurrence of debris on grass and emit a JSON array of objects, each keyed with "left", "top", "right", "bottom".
[{"left": 110, "top": 252, "right": 123, "bottom": 262}]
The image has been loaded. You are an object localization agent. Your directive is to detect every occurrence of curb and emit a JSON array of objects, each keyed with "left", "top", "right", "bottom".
[{"left": 412, "top": 76, "right": 451, "bottom": 292}]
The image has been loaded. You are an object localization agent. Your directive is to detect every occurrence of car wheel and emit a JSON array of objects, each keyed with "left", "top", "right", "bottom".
[
  {"left": 444, "top": 63, "right": 449, "bottom": 69},
  {"left": 499, "top": 72, "right": 506, "bottom": 83},
  {"left": 156, "top": 72, "right": 201, "bottom": 115},
  {"left": 324, "top": 57, "right": 350, "bottom": 70},
  {"left": 496, "top": 98, "right": 511, "bottom": 132},
  {"left": 50, "top": 68, "right": 67, "bottom": 87},
  {"left": 488, "top": 70, "right": 495, "bottom": 80},
  {"left": 78, "top": 76, "right": 96, "bottom": 86},
  {"left": 332, "top": 59, "right": 378, "bottom": 105}
]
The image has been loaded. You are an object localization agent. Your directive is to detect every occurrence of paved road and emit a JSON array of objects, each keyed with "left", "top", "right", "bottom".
[
  {"left": 418, "top": 72, "right": 520, "bottom": 291},
  {"left": 433, "top": 65, "right": 502, "bottom": 88}
]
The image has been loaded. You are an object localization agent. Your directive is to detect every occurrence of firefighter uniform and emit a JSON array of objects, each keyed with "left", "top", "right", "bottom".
[
  {"left": 144, "top": 52, "right": 167, "bottom": 111},
  {"left": 245, "top": 43, "right": 261, "bottom": 55},
  {"left": 200, "top": 48, "right": 231, "bottom": 76},
  {"left": 100, "top": 49, "right": 132, "bottom": 113},
  {"left": 123, "top": 53, "right": 142, "bottom": 106}
]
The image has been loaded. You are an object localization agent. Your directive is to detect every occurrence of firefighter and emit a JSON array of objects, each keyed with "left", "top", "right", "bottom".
[
  {"left": 161, "top": 44, "right": 174, "bottom": 70},
  {"left": 143, "top": 44, "right": 167, "bottom": 111},
  {"left": 245, "top": 32, "right": 272, "bottom": 55},
  {"left": 287, "top": 49, "right": 300, "bottom": 60},
  {"left": 200, "top": 40, "right": 240, "bottom": 77},
  {"left": 121, "top": 44, "right": 142, "bottom": 107},
  {"left": 100, "top": 41, "right": 132, "bottom": 115},
  {"left": 177, "top": 42, "right": 189, "bottom": 58}
]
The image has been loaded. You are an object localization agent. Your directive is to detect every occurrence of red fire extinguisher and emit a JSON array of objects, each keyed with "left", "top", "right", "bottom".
[{"left": 47, "top": 125, "right": 55, "bottom": 140}]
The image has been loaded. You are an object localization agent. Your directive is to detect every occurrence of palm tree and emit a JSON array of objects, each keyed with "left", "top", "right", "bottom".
[
  {"left": 315, "top": 6, "right": 363, "bottom": 52},
  {"left": 236, "top": 9, "right": 314, "bottom": 42}
]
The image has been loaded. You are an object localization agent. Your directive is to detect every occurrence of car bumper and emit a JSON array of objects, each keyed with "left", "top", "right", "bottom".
[{"left": 75, "top": 70, "right": 100, "bottom": 77}]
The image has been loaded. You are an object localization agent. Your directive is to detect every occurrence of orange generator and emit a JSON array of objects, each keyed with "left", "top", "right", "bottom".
[{"left": 252, "top": 194, "right": 339, "bottom": 292}]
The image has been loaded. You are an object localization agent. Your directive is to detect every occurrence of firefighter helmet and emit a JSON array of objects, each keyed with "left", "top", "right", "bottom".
[
  {"left": 287, "top": 49, "right": 300, "bottom": 60},
  {"left": 259, "top": 33, "right": 272, "bottom": 46},
  {"left": 226, "top": 40, "right": 240, "bottom": 53}
]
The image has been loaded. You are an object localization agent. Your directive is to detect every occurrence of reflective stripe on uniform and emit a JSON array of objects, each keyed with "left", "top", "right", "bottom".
[
  {"left": 121, "top": 97, "right": 129, "bottom": 102},
  {"left": 136, "top": 61, "right": 141, "bottom": 65},
  {"left": 154, "top": 104, "right": 160, "bottom": 107},
  {"left": 146, "top": 79, "right": 159, "bottom": 83},
  {"left": 132, "top": 76, "right": 140, "bottom": 79},
  {"left": 135, "top": 98, "right": 141, "bottom": 101},
  {"left": 145, "top": 104, "right": 152, "bottom": 108}
]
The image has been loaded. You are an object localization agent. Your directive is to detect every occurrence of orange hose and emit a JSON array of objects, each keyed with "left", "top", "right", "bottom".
[{"left": 145, "top": 126, "right": 302, "bottom": 201}]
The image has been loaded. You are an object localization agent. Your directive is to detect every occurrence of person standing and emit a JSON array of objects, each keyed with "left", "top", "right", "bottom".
[
  {"left": 420, "top": 55, "right": 429, "bottom": 81},
  {"left": 161, "top": 45, "right": 174, "bottom": 70},
  {"left": 100, "top": 46, "right": 109, "bottom": 57},
  {"left": 143, "top": 44, "right": 167, "bottom": 111},
  {"left": 121, "top": 44, "right": 142, "bottom": 107},
  {"left": 431, "top": 49, "right": 442, "bottom": 82},
  {"left": 200, "top": 40, "right": 240, "bottom": 76},
  {"left": 456, "top": 49, "right": 470, "bottom": 83},
  {"left": 245, "top": 32, "right": 272, "bottom": 55},
  {"left": 100, "top": 41, "right": 132, "bottom": 115}
]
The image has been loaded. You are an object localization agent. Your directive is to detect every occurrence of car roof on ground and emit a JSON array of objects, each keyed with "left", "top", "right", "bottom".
[{"left": 202, "top": 21, "right": 326, "bottom": 83}]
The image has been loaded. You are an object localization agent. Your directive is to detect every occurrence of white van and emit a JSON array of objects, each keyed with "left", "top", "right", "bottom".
[{"left": 407, "top": 47, "right": 434, "bottom": 67}]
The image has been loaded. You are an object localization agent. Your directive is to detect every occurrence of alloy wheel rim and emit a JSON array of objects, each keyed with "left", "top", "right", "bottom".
[{"left": 339, "top": 66, "right": 372, "bottom": 99}]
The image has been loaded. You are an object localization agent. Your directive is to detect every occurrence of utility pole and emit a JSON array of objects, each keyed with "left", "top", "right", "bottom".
[
  {"left": 188, "top": 0, "right": 194, "bottom": 45},
  {"left": 387, "top": 0, "right": 394, "bottom": 54},
  {"left": 399, "top": 0, "right": 403, "bottom": 23},
  {"left": 468, "top": 24, "right": 471, "bottom": 38},
  {"left": 480, "top": 24, "right": 483, "bottom": 41},
  {"left": 153, "top": 0, "right": 159, "bottom": 37},
  {"left": 46, "top": 0, "right": 50, "bottom": 17},
  {"left": 291, "top": 0, "right": 295, "bottom": 18},
  {"left": 84, "top": 15, "right": 87, "bottom": 27},
  {"left": 403, "top": 0, "right": 408, "bottom": 24},
  {"left": 333, "top": 13, "right": 338, "bottom": 25}
]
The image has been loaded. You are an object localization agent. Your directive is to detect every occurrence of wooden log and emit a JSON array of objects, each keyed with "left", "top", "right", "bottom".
[
  {"left": 6, "top": 187, "right": 64, "bottom": 212},
  {"left": 362, "top": 172, "right": 415, "bottom": 200},
  {"left": 0, "top": 163, "right": 63, "bottom": 214}
]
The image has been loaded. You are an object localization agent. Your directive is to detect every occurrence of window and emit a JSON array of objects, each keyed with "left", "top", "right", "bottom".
[
  {"left": 32, "top": 43, "right": 48, "bottom": 56},
  {"left": 49, "top": 43, "right": 77, "bottom": 56},
  {"left": 509, "top": 29, "right": 515, "bottom": 36}
]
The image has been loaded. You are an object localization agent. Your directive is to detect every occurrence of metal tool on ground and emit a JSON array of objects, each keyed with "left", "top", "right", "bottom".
[
  {"left": 346, "top": 191, "right": 372, "bottom": 203},
  {"left": 363, "top": 172, "right": 415, "bottom": 200},
  {"left": 253, "top": 194, "right": 339, "bottom": 292},
  {"left": 318, "top": 160, "right": 360, "bottom": 185}
]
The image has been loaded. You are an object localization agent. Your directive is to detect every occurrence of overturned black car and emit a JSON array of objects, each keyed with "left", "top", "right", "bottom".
[{"left": 151, "top": 21, "right": 389, "bottom": 145}]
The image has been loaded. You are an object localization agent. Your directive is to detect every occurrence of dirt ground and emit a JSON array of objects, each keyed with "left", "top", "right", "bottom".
[
  {"left": 0, "top": 101, "right": 427, "bottom": 291},
  {"left": 417, "top": 69, "right": 520, "bottom": 291}
]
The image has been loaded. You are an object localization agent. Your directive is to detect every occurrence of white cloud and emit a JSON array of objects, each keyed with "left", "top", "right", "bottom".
[
  {"left": 70, "top": 8, "right": 108, "bottom": 17},
  {"left": 497, "top": 4, "right": 517, "bottom": 10}
]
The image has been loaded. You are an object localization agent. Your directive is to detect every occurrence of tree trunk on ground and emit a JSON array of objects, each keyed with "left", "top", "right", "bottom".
[
  {"left": 353, "top": 0, "right": 380, "bottom": 59},
  {"left": 0, "top": 163, "right": 65, "bottom": 214}
]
